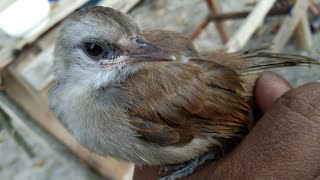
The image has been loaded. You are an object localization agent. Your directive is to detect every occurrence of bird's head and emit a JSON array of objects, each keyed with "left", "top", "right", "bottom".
[{"left": 53, "top": 6, "right": 175, "bottom": 88}]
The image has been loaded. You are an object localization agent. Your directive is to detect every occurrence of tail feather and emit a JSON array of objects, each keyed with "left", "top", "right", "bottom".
[
  {"left": 238, "top": 48, "right": 319, "bottom": 97},
  {"left": 241, "top": 49, "right": 320, "bottom": 73},
  {"left": 199, "top": 47, "right": 320, "bottom": 96}
]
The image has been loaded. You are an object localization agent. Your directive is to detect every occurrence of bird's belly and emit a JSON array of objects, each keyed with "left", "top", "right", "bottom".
[
  {"left": 73, "top": 122, "right": 213, "bottom": 165},
  {"left": 50, "top": 84, "right": 214, "bottom": 165},
  {"left": 153, "top": 137, "right": 215, "bottom": 165}
]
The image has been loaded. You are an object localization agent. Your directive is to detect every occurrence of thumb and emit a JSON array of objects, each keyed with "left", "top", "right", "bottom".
[
  {"left": 191, "top": 82, "right": 320, "bottom": 179},
  {"left": 255, "top": 71, "right": 292, "bottom": 112}
]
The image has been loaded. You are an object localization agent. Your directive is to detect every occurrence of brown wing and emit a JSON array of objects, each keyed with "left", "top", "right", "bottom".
[
  {"left": 125, "top": 60, "right": 250, "bottom": 146},
  {"left": 200, "top": 49, "right": 245, "bottom": 71}
]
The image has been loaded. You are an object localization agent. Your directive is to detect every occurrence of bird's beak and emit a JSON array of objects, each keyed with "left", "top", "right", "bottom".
[{"left": 123, "top": 38, "right": 176, "bottom": 64}]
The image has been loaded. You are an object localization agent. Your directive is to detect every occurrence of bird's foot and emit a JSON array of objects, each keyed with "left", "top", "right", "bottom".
[{"left": 158, "top": 152, "right": 215, "bottom": 180}]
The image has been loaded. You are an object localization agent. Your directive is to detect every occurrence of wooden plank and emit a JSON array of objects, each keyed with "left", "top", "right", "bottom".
[
  {"left": 0, "top": 0, "right": 89, "bottom": 70},
  {"left": 0, "top": 0, "right": 17, "bottom": 12},
  {"left": 226, "top": 0, "right": 276, "bottom": 52},
  {"left": 0, "top": 104, "right": 35, "bottom": 157},
  {"left": 294, "top": 11, "right": 312, "bottom": 50},
  {"left": 21, "top": 46, "right": 54, "bottom": 91},
  {"left": 97, "top": 0, "right": 140, "bottom": 13},
  {"left": 25, "top": 0, "right": 89, "bottom": 44},
  {"left": 208, "top": 7, "right": 290, "bottom": 21},
  {"left": 7, "top": 27, "right": 60, "bottom": 106},
  {"left": 272, "top": 0, "right": 310, "bottom": 52},
  {"left": 206, "top": 0, "right": 229, "bottom": 44},
  {"left": 189, "top": 16, "right": 211, "bottom": 40}
]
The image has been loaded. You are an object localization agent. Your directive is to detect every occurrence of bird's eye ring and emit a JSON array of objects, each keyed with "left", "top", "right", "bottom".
[{"left": 84, "top": 43, "right": 103, "bottom": 57}]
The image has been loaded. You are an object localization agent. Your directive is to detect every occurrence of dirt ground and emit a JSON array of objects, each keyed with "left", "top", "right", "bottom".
[{"left": 1, "top": 1, "right": 320, "bottom": 180}]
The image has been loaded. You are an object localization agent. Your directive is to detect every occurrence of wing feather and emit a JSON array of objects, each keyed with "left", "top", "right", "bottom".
[{"left": 125, "top": 61, "right": 250, "bottom": 146}]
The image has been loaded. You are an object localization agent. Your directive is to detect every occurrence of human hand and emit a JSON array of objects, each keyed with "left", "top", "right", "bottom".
[{"left": 134, "top": 71, "right": 320, "bottom": 179}]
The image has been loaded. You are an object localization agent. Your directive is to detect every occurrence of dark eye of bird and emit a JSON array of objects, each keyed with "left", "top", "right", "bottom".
[{"left": 84, "top": 43, "right": 103, "bottom": 57}]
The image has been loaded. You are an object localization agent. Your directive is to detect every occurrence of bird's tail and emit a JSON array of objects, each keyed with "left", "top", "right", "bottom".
[
  {"left": 237, "top": 48, "right": 320, "bottom": 95},
  {"left": 200, "top": 47, "right": 320, "bottom": 94},
  {"left": 200, "top": 46, "right": 320, "bottom": 74},
  {"left": 240, "top": 48, "right": 320, "bottom": 74}
]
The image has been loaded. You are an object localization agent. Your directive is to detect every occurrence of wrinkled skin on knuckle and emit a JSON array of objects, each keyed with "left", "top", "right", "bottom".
[{"left": 255, "top": 82, "right": 320, "bottom": 179}]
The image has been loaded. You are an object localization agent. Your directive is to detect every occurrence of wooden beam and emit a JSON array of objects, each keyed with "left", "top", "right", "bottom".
[
  {"left": 0, "top": 0, "right": 89, "bottom": 70},
  {"left": 208, "top": 7, "right": 289, "bottom": 21},
  {"left": 272, "top": 0, "right": 310, "bottom": 52},
  {"left": 294, "top": 11, "right": 312, "bottom": 50},
  {"left": 21, "top": 46, "right": 55, "bottom": 91},
  {"left": 189, "top": 16, "right": 211, "bottom": 40},
  {"left": 226, "top": 0, "right": 276, "bottom": 52},
  {"left": 98, "top": 0, "right": 140, "bottom": 13},
  {"left": 206, "top": 0, "right": 229, "bottom": 44},
  {"left": 0, "top": 0, "right": 17, "bottom": 12},
  {"left": 0, "top": 106, "right": 35, "bottom": 157}
]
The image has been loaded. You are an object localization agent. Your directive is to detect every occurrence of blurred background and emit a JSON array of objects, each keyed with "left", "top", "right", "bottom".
[{"left": 0, "top": 0, "right": 320, "bottom": 180}]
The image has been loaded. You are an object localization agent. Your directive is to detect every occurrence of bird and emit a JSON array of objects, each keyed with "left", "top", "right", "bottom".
[{"left": 48, "top": 6, "right": 320, "bottom": 179}]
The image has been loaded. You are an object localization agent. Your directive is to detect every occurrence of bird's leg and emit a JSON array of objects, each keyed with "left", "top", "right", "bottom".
[{"left": 159, "top": 152, "right": 215, "bottom": 180}]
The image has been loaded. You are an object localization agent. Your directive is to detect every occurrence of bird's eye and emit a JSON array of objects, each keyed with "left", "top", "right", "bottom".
[{"left": 84, "top": 43, "right": 103, "bottom": 57}]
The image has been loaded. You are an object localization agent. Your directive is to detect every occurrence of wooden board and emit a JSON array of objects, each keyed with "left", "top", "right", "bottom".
[
  {"left": 21, "top": 46, "right": 54, "bottom": 91},
  {"left": 226, "top": 0, "right": 276, "bottom": 52},
  {"left": 207, "top": 0, "right": 229, "bottom": 44},
  {"left": 98, "top": 0, "right": 140, "bottom": 13},
  {"left": 0, "top": 0, "right": 17, "bottom": 12},
  {"left": 272, "top": 0, "right": 310, "bottom": 52},
  {"left": 294, "top": 11, "right": 312, "bottom": 50},
  {"left": 0, "top": 0, "right": 89, "bottom": 70}
]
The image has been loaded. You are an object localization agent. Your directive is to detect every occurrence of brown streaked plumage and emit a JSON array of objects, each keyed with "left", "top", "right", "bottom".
[
  {"left": 126, "top": 61, "right": 249, "bottom": 146},
  {"left": 48, "top": 6, "right": 320, "bottom": 177}
]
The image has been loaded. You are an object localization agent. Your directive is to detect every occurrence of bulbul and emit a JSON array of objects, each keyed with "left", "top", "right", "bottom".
[{"left": 49, "top": 6, "right": 319, "bottom": 179}]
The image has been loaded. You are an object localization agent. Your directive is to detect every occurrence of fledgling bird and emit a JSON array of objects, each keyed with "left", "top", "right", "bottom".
[{"left": 48, "top": 6, "right": 320, "bottom": 179}]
